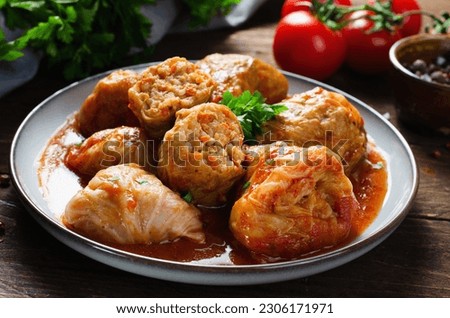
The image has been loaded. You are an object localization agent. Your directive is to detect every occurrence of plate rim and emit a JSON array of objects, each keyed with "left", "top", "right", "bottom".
[{"left": 9, "top": 64, "right": 419, "bottom": 284}]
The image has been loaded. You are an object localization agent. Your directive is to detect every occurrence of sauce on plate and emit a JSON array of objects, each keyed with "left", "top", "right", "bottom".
[{"left": 38, "top": 115, "right": 388, "bottom": 265}]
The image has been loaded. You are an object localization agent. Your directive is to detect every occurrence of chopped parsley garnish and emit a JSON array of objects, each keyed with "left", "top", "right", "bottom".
[
  {"left": 242, "top": 181, "right": 251, "bottom": 190},
  {"left": 182, "top": 192, "right": 193, "bottom": 203},
  {"left": 107, "top": 176, "right": 120, "bottom": 182},
  {"left": 373, "top": 161, "right": 384, "bottom": 170},
  {"left": 135, "top": 179, "right": 148, "bottom": 185},
  {"left": 221, "top": 90, "right": 288, "bottom": 141},
  {"left": 183, "top": 0, "right": 241, "bottom": 28}
]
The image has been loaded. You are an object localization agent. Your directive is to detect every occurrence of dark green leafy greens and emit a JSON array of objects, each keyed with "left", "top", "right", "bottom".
[
  {"left": 182, "top": 192, "right": 193, "bottom": 204},
  {"left": 220, "top": 90, "right": 288, "bottom": 141},
  {"left": 0, "top": 0, "right": 241, "bottom": 79},
  {"left": 0, "top": 0, "right": 155, "bottom": 79},
  {"left": 242, "top": 181, "right": 251, "bottom": 190},
  {"left": 183, "top": 0, "right": 240, "bottom": 27}
]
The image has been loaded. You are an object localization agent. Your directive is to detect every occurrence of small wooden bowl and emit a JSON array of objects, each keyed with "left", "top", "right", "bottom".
[{"left": 389, "top": 34, "right": 450, "bottom": 135}]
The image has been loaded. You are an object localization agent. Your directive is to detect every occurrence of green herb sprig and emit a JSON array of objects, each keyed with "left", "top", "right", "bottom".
[
  {"left": 0, "top": 0, "right": 241, "bottom": 80},
  {"left": 221, "top": 90, "right": 288, "bottom": 141},
  {"left": 242, "top": 181, "right": 251, "bottom": 190},
  {"left": 182, "top": 192, "right": 193, "bottom": 203},
  {"left": 183, "top": 0, "right": 241, "bottom": 28},
  {"left": 0, "top": 0, "right": 155, "bottom": 79}
]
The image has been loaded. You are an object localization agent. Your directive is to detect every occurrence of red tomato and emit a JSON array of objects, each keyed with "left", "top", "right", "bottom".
[
  {"left": 369, "top": 0, "right": 421, "bottom": 37},
  {"left": 281, "top": 0, "right": 352, "bottom": 18},
  {"left": 273, "top": 11, "right": 346, "bottom": 80},
  {"left": 342, "top": 10, "right": 402, "bottom": 74}
]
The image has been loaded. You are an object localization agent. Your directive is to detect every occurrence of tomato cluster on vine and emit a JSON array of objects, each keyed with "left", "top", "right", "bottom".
[{"left": 273, "top": 0, "right": 423, "bottom": 80}]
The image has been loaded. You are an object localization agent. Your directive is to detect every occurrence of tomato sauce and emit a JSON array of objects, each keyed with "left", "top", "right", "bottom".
[{"left": 38, "top": 116, "right": 388, "bottom": 265}]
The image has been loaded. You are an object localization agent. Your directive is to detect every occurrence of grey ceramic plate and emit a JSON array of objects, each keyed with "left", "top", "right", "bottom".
[{"left": 10, "top": 65, "right": 418, "bottom": 285}]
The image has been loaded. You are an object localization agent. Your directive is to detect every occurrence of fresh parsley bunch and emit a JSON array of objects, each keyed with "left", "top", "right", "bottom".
[
  {"left": 183, "top": 0, "right": 240, "bottom": 27},
  {"left": 221, "top": 90, "right": 288, "bottom": 141},
  {"left": 0, "top": 0, "right": 155, "bottom": 79},
  {"left": 0, "top": 0, "right": 240, "bottom": 80}
]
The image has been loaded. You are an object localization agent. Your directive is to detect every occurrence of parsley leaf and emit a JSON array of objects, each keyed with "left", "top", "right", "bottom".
[
  {"left": 0, "top": 0, "right": 242, "bottom": 80},
  {"left": 182, "top": 0, "right": 240, "bottom": 27},
  {"left": 242, "top": 181, "right": 251, "bottom": 190},
  {"left": 135, "top": 179, "right": 148, "bottom": 185},
  {"left": 221, "top": 90, "right": 288, "bottom": 141},
  {"left": 0, "top": 0, "right": 156, "bottom": 79},
  {"left": 373, "top": 161, "right": 384, "bottom": 170},
  {"left": 107, "top": 175, "right": 120, "bottom": 182},
  {"left": 182, "top": 192, "right": 193, "bottom": 203}
]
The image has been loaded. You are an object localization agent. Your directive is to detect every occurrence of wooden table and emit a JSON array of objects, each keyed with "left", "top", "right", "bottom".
[{"left": 0, "top": 0, "right": 449, "bottom": 297}]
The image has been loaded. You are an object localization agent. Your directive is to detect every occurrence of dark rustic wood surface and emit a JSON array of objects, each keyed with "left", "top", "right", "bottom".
[{"left": 0, "top": 0, "right": 449, "bottom": 297}]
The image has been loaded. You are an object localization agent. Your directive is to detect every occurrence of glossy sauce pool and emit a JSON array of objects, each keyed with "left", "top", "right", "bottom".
[{"left": 38, "top": 116, "right": 388, "bottom": 265}]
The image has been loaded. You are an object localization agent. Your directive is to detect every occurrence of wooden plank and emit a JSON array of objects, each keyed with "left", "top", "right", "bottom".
[{"left": 0, "top": 190, "right": 448, "bottom": 297}]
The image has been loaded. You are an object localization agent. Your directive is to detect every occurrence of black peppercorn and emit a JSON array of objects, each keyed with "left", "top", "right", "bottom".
[{"left": 405, "top": 55, "right": 450, "bottom": 86}]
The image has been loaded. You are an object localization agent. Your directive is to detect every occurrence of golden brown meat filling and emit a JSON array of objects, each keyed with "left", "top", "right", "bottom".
[
  {"left": 158, "top": 103, "right": 246, "bottom": 206},
  {"left": 128, "top": 57, "right": 216, "bottom": 139}
]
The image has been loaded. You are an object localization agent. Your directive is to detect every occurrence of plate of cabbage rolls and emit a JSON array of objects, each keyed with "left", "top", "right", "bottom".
[{"left": 10, "top": 54, "right": 418, "bottom": 285}]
